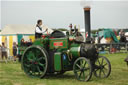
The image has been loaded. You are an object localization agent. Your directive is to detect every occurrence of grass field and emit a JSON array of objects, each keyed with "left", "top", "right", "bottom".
[{"left": 0, "top": 53, "right": 128, "bottom": 85}]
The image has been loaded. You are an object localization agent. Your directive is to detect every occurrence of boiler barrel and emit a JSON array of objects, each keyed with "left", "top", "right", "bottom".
[
  {"left": 69, "top": 44, "right": 98, "bottom": 59},
  {"left": 69, "top": 46, "right": 81, "bottom": 57}
]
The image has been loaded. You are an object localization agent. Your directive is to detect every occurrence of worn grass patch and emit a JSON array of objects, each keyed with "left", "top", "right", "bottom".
[{"left": 0, "top": 53, "right": 128, "bottom": 85}]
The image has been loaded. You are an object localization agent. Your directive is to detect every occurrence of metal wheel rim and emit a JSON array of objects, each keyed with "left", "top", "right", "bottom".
[
  {"left": 21, "top": 46, "right": 48, "bottom": 78},
  {"left": 73, "top": 57, "right": 92, "bottom": 81},
  {"left": 94, "top": 56, "right": 111, "bottom": 78}
]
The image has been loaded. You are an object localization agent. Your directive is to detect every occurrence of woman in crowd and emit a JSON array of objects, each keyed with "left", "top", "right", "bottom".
[
  {"left": 13, "top": 42, "right": 17, "bottom": 61},
  {"left": 1, "top": 42, "right": 7, "bottom": 61}
]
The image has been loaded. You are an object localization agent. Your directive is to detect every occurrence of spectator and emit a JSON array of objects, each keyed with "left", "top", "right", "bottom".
[
  {"left": 119, "top": 29, "right": 125, "bottom": 37},
  {"left": 21, "top": 38, "right": 25, "bottom": 46},
  {"left": 27, "top": 39, "right": 33, "bottom": 46},
  {"left": 13, "top": 42, "right": 17, "bottom": 61},
  {"left": 29, "top": 39, "right": 33, "bottom": 45},
  {"left": 120, "top": 33, "right": 126, "bottom": 43},
  {"left": 1, "top": 42, "right": 7, "bottom": 62},
  {"left": 69, "top": 23, "right": 73, "bottom": 34}
]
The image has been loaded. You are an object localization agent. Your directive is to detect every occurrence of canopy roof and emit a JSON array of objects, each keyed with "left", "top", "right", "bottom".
[
  {"left": 1, "top": 24, "right": 53, "bottom": 35},
  {"left": 99, "top": 29, "right": 119, "bottom": 43}
]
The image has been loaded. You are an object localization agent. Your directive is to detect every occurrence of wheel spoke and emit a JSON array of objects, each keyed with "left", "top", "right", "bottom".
[
  {"left": 102, "top": 69, "right": 106, "bottom": 76},
  {"left": 76, "top": 64, "right": 82, "bottom": 69},
  {"left": 32, "top": 49, "right": 39, "bottom": 58},
  {"left": 37, "top": 57, "right": 44, "bottom": 61},
  {"left": 27, "top": 57, "right": 33, "bottom": 61},
  {"left": 30, "top": 51, "right": 36, "bottom": 59},
  {"left": 80, "top": 60, "right": 83, "bottom": 66},
  {"left": 34, "top": 49, "right": 38, "bottom": 57},
  {"left": 24, "top": 64, "right": 32, "bottom": 67},
  {"left": 37, "top": 65, "right": 42, "bottom": 73},
  {"left": 84, "top": 67, "right": 89, "bottom": 71},
  {"left": 35, "top": 50, "right": 41, "bottom": 57},
  {"left": 25, "top": 53, "right": 32, "bottom": 60},
  {"left": 79, "top": 71, "right": 83, "bottom": 78},
  {"left": 83, "top": 61, "right": 86, "bottom": 68},
  {"left": 31, "top": 67, "right": 36, "bottom": 74},
  {"left": 75, "top": 69, "right": 81, "bottom": 72},
  {"left": 38, "top": 63, "right": 45, "bottom": 68},
  {"left": 28, "top": 51, "right": 35, "bottom": 60},
  {"left": 95, "top": 68, "right": 99, "bottom": 72},
  {"left": 97, "top": 59, "right": 101, "bottom": 65},
  {"left": 99, "top": 69, "right": 102, "bottom": 77},
  {"left": 103, "top": 63, "right": 107, "bottom": 66},
  {"left": 83, "top": 71, "right": 85, "bottom": 79},
  {"left": 101, "top": 58, "right": 104, "bottom": 65}
]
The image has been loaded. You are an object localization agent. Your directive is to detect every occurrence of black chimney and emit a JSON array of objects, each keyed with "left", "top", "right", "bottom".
[{"left": 84, "top": 7, "right": 91, "bottom": 38}]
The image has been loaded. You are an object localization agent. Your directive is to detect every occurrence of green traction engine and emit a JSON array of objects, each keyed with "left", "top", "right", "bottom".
[{"left": 21, "top": 30, "right": 111, "bottom": 81}]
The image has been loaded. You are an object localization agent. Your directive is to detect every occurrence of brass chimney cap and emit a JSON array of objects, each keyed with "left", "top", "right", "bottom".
[{"left": 84, "top": 7, "right": 91, "bottom": 11}]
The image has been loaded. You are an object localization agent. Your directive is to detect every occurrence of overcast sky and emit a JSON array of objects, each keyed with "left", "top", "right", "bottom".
[{"left": 1, "top": 1, "right": 128, "bottom": 30}]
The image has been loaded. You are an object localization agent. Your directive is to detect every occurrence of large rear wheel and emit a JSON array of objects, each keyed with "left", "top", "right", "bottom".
[
  {"left": 21, "top": 46, "right": 48, "bottom": 78},
  {"left": 73, "top": 57, "right": 92, "bottom": 81}
]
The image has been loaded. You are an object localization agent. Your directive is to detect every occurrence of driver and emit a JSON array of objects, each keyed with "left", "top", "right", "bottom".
[{"left": 35, "top": 19, "right": 47, "bottom": 39}]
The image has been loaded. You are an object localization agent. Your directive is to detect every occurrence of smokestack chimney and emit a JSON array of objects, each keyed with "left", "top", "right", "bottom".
[{"left": 84, "top": 7, "right": 91, "bottom": 38}]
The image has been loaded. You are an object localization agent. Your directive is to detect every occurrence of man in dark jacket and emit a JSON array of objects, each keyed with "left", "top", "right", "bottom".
[
  {"left": 35, "top": 20, "right": 47, "bottom": 39},
  {"left": 120, "top": 34, "right": 126, "bottom": 43}
]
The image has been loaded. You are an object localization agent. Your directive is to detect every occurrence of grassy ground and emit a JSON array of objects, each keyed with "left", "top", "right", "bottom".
[{"left": 0, "top": 53, "right": 128, "bottom": 85}]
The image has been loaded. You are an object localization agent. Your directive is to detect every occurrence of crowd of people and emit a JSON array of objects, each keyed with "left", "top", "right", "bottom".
[
  {"left": 20, "top": 38, "right": 33, "bottom": 46},
  {"left": 0, "top": 38, "right": 33, "bottom": 62}
]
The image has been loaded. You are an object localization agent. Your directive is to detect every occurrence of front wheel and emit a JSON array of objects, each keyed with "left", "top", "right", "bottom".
[
  {"left": 73, "top": 57, "right": 92, "bottom": 82},
  {"left": 94, "top": 56, "right": 111, "bottom": 78}
]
